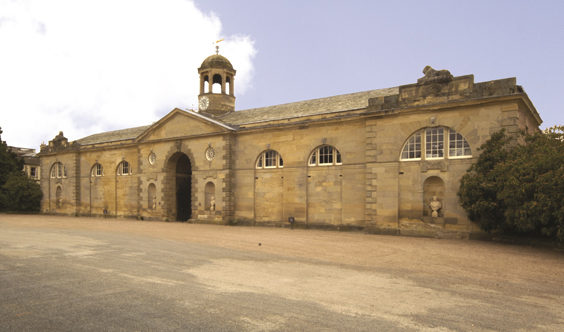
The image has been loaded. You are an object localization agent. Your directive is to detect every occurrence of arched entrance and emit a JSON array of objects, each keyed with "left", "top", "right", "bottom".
[{"left": 168, "top": 153, "right": 192, "bottom": 221}]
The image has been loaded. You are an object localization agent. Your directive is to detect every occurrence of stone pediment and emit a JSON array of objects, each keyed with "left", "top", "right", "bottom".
[{"left": 136, "top": 108, "right": 234, "bottom": 142}]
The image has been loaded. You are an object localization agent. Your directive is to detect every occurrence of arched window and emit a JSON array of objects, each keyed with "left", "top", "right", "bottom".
[
  {"left": 400, "top": 127, "right": 471, "bottom": 161},
  {"left": 308, "top": 145, "right": 342, "bottom": 166},
  {"left": 50, "top": 162, "right": 67, "bottom": 178},
  {"left": 256, "top": 150, "right": 284, "bottom": 169},
  {"left": 117, "top": 161, "right": 131, "bottom": 175},
  {"left": 91, "top": 163, "right": 103, "bottom": 177}
]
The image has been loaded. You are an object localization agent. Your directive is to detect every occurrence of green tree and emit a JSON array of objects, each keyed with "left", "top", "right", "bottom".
[
  {"left": 0, "top": 127, "right": 22, "bottom": 185},
  {"left": 0, "top": 126, "right": 43, "bottom": 212},
  {"left": 2, "top": 173, "right": 42, "bottom": 212},
  {"left": 458, "top": 127, "right": 564, "bottom": 241}
]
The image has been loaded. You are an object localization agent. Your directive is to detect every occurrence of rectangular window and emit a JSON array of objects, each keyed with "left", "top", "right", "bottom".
[
  {"left": 319, "top": 146, "right": 333, "bottom": 165},
  {"left": 30, "top": 167, "right": 37, "bottom": 178},
  {"left": 264, "top": 151, "right": 277, "bottom": 168},
  {"left": 92, "top": 164, "right": 102, "bottom": 176},
  {"left": 122, "top": 162, "right": 129, "bottom": 174},
  {"left": 426, "top": 128, "right": 444, "bottom": 159}
]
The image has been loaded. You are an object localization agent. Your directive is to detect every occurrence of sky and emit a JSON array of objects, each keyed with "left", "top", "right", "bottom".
[{"left": 1, "top": 0, "right": 563, "bottom": 150}]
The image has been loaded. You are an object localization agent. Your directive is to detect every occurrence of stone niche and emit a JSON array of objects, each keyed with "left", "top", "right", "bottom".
[{"left": 423, "top": 176, "right": 444, "bottom": 218}]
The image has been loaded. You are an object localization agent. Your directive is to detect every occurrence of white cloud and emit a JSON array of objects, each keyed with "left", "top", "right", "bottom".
[{"left": 0, "top": 0, "right": 255, "bottom": 149}]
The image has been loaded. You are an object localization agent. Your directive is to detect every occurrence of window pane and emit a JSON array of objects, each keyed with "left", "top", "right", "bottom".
[
  {"left": 310, "top": 146, "right": 340, "bottom": 166},
  {"left": 258, "top": 150, "right": 283, "bottom": 168},
  {"left": 265, "top": 150, "right": 276, "bottom": 167},
  {"left": 401, "top": 133, "right": 421, "bottom": 160},
  {"left": 93, "top": 164, "right": 102, "bottom": 176},
  {"left": 257, "top": 155, "right": 263, "bottom": 168},
  {"left": 57, "top": 164, "right": 62, "bottom": 177},
  {"left": 426, "top": 128, "right": 444, "bottom": 159},
  {"left": 319, "top": 146, "right": 333, "bottom": 164},
  {"left": 309, "top": 151, "right": 317, "bottom": 165},
  {"left": 448, "top": 129, "right": 472, "bottom": 157}
]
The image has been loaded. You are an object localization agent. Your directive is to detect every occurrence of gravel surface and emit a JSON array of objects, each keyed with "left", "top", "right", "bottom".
[{"left": 1, "top": 214, "right": 563, "bottom": 331}]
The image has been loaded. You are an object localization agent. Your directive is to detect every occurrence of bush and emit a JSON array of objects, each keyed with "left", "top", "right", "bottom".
[
  {"left": 458, "top": 126, "right": 564, "bottom": 241},
  {"left": 1, "top": 173, "right": 42, "bottom": 212}
]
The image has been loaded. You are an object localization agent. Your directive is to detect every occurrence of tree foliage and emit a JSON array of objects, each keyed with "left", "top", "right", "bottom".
[
  {"left": 0, "top": 128, "right": 22, "bottom": 185},
  {"left": 0, "top": 127, "right": 43, "bottom": 212},
  {"left": 1, "top": 173, "right": 42, "bottom": 212},
  {"left": 458, "top": 126, "right": 564, "bottom": 241}
]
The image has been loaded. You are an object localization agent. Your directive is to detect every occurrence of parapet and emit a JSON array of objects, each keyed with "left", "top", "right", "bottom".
[
  {"left": 368, "top": 66, "right": 522, "bottom": 111},
  {"left": 40, "top": 131, "right": 78, "bottom": 153}
]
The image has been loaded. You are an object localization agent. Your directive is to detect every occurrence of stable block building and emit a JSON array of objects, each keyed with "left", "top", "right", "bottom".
[{"left": 39, "top": 54, "right": 542, "bottom": 238}]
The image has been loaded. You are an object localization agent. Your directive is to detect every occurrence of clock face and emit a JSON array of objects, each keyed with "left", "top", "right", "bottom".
[
  {"left": 205, "top": 147, "right": 215, "bottom": 161},
  {"left": 199, "top": 96, "right": 210, "bottom": 111}
]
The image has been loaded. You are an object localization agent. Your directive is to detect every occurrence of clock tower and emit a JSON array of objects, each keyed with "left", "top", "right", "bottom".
[{"left": 197, "top": 50, "right": 236, "bottom": 116}]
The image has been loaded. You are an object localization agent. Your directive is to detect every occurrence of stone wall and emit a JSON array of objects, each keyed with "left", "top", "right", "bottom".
[
  {"left": 39, "top": 71, "right": 542, "bottom": 238},
  {"left": 231, "top": 119, "right": 366, "bottom": 227}
]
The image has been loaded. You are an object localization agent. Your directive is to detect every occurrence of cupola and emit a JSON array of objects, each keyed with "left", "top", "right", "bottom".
[{"left": 197, "top": 48, "right": 236, "bottom": 116}]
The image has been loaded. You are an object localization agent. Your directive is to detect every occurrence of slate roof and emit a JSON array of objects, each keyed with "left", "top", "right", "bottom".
[
  {"left": 76, "top": 125, "right": 150, "bottom": 145},
  {"left": 75, "top": 87, "right": 399, "bottom": 145},
  {"left": 9, "top": 146, "right": 40, "bottom": 165},
  {"left": 219, "top": 87, "right": 398, "bottom": 126}
]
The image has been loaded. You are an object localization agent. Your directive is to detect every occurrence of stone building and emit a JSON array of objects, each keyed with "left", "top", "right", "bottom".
[
  {"left": 39, "top": 54, "right": 542, "bottom": 238},
  {"left": 9, "top": 146, "right": 40, "bottom": 182}
]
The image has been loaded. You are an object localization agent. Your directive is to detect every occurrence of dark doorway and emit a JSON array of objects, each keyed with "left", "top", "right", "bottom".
[{"left": 175, "top": 154, "right": 192, "bottom": 221}]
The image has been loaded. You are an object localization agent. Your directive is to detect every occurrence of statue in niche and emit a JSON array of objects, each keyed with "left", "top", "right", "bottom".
[
  {"left": 417, "top": 65, "right": 453, "bottom": 85},
  {"left": 152, "top": 196, "right": 157, "bottom": 210},
  {"left": 210, "top": 196, "right": 216, "bottom": 211},
  {"left": 429, "top": 196, "right": 442, "bottom": 218}
]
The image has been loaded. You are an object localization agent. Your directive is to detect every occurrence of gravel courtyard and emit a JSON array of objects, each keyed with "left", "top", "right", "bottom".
[{"left": 1, "top": 214, "right": 563, "bottom": 331}]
